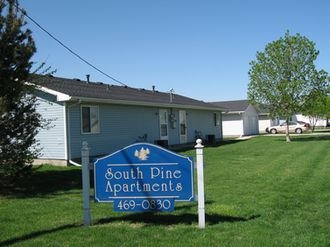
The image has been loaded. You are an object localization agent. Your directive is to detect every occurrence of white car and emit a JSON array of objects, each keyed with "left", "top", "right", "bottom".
[{"left": 266, "top": 121, "right": 308, "bottom": 134}]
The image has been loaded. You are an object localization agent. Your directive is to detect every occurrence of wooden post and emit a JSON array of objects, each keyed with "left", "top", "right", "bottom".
[
  {"left": 195, "top": 139, "right": 205, "bottom": 228},
  {"left": 82, "top": 141, "right": 91, "bottom": 226}
]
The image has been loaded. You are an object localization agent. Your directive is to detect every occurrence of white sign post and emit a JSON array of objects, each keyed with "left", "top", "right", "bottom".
[
  {"left": 82, "top": 141, "right": 91, "bottom": 226},
  {"left": 195, "top": 139, "right": 205, "bottom": 229}
]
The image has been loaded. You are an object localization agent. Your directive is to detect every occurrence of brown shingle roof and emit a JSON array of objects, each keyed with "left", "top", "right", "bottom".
[
  {"left": 33, "top": 75, "right": 225, "bottom": 111},
  {"left": 210, "top": 100, "right": 250, "bottom": 112}
]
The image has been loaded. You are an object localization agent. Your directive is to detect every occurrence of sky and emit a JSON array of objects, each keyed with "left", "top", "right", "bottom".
[{"left": 19, "top": 0, "right": 330, "bottom": 102}]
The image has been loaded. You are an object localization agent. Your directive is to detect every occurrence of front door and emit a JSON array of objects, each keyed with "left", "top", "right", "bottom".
[
  {"left": 159, "top": 109, "right": 168, "bottom": 140},
  {"left": 179, "top": 110, "right": 187, "bottom": 144}
]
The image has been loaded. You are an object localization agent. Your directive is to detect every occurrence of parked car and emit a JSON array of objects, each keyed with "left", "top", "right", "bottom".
[
  {"left": 296, "top": 121, "right": 311, "bottom": 129},
  {"left": 266, "top": 121, "right": 308, "bottom": 134}
]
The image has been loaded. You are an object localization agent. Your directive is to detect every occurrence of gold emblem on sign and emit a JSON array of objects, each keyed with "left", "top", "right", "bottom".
[{"left": 134, "top": 147, "right": 150, "bottom": 161}]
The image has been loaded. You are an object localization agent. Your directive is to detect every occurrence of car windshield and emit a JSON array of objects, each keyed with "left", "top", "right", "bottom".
[{"left": 281, "top": 122, "right": 297, "bottom": 126}]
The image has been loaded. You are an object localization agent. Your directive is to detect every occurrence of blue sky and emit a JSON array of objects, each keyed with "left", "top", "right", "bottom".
[{"left": 20, "top": 0, "right": 330, "bottom": 101}]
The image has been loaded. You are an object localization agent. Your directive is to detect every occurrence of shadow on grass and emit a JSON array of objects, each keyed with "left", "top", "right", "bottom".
[
  {"left": 218, "top": 139, "right": 251, "bottom": 146},
  {"left": 96, "top": 212, "right": 260, "bottom": 227},
  {"left": 195, "top": 139, "right": 251, "bottom": 150},
  {"left": 0, "top": 167, "right": 86, "bottom": 198},
  {"left": 95, "top": 200, "right": 260, "bottom": 227},
  {"left": 170, "top": 138, "right": 251, "bottom": 152},
  {"left": 0, "top": 212, "right": 260, "bottom": 246},
  {"left": 0, "top": 223, "right": 81, "bottom": 246}
]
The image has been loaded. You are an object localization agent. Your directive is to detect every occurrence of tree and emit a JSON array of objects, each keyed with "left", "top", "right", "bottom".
[
  {"left": 0, "top": 0, "right": 42, "bottom": 186},
  {"left": 248, "top": 31, "right": 330, "bottom": 142},
  {"left": 326, "top": 97, "right": 330, "bottom": 127},
  {"left": 301, "top": 83, "right": 329, "bottom": 131},
  {"left": 321, "top": 96, "right": 330, "bottom": 127}
]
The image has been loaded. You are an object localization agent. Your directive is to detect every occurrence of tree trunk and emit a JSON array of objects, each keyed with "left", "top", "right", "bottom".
[{"left": 286, "top": 119, "right": 291, "bottom": 142}]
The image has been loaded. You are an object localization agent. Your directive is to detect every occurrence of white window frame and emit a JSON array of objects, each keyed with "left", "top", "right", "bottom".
[
  {"left": 214, "top": 112, "right": 220, "bottom": 126},
  {"left": 81, "top": 105, "right": 100, "bottom": 134}
]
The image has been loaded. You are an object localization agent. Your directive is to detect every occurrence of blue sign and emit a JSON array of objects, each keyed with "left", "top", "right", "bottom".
[{"left": 94, "top": 142, "right": 194, "bottom": 212}]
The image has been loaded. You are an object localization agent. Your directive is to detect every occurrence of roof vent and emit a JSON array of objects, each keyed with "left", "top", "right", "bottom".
[
  {"left": 169, "top": 88, "right": 174, "bottom": 103},
  {"left": 86, "top": 74, "right": 90, "bottom": 83}
]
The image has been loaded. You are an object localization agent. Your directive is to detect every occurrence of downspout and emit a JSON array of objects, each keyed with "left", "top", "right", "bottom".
[
  {"left": 67, "top": 100, "right": 82, "bottom": 167},
  {"left": 63, "top": 102, "right": 69, "bottom": 161},
  {"left": 240, "top": 111, "right": 244, "bottom": 137},
  {"left": 69, "top": 159, "right": 82, "bottom": 167},
  {"left": 220, "top": 111, "right": 223, "bottom": 141}
]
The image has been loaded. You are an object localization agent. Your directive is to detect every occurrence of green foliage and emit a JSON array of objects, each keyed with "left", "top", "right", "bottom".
[
  {"left": 301, "top": 87, "right": 329, "bottom": 130},
  {"left": 0, "top": 0, "right": 41, "bottom": 185},
  {"left": 327, "top": 97, "right": 330, "bottom": 118},
  {"left": 248, "top": 31, "right": 330, "bottom": 140},
  {"left": 0, "top": 95, "right": 42, "bottom": 180}
]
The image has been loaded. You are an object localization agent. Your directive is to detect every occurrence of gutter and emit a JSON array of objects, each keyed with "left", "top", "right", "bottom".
[
  {"left": 224, "top": 111, "right": 245, "bottom": 114},
  {"left": 67, "top": 96, "right": 226, "bottom": 112}
]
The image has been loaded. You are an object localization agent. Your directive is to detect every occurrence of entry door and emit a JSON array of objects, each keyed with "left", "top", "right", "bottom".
[
  {"left": 159, "top": 109, "right": 168, "bottom": 140},
  {"left": 179, "top": 110, "right": 187, "bottom": 144}
]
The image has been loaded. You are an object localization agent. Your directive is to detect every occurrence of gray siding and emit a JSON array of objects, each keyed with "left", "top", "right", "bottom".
[
  {"left": 68, "top": 103, "right": 223, "bottom": 159},
  {"left": 185, "top": 109, "right": 222, "bottom": 142},
  {"left": 68, "top": 103, "right": 160, "bottom": 159},
  {"left": 35, "top": 92, "right": 66, "bottom": 159}
]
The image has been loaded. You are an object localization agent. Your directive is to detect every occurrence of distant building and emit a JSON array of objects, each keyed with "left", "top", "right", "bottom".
[{"left": 210, "top": 100, "right": 260, "bottom": 136}]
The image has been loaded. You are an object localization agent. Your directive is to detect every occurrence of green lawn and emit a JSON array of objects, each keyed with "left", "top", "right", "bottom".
[{"left": 1, "top": 134, "right": 329, "bottom": 246}]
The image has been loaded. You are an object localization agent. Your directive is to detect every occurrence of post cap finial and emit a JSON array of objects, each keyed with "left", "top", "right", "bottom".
[
  {"left": 195, "top": 139, "right": 204, "bottom": 148},
  {"left": 82, "top": 141, "right": 89, "bottom": 149}
]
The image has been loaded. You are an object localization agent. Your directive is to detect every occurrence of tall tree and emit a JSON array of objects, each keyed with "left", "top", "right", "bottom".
[
  {"left": 326, "top": 97, "right": 330, "bottom": 127},
  {"left": 0, "top": 0, "right": 42, "bottom": 186},
  {"left": 248, "top": 31, "right": 329, "bottom": 142},
  {"left": 301, "top": 82, "right": 329, "bottom": 131}
]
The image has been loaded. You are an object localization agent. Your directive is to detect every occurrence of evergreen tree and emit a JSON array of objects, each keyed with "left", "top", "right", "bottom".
[{"left": 0, "top": 0, "right": 42, "bottom": 185}]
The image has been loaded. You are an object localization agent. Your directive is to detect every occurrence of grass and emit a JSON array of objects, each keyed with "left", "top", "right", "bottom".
[{"left": 1, "top": 134, "right": 330, "bottom": 246}]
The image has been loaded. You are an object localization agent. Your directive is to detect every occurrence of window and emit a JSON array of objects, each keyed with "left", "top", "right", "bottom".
[
  {"left": 214, "top": 113, "right": 220, "bottom": 126},
  {"left": 81, "top": 106, "right": 100, "bottom": 134}
]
